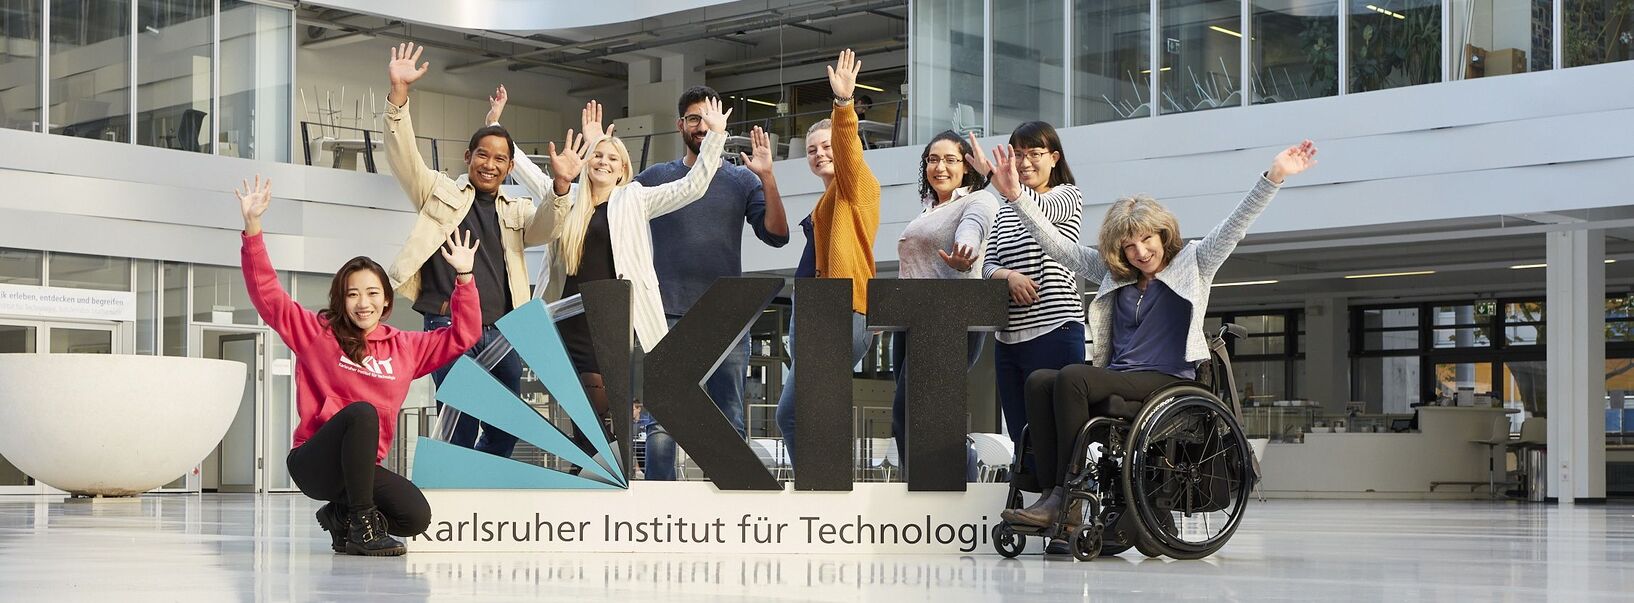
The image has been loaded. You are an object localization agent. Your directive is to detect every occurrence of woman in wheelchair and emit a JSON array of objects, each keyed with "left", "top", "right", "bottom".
[{"left": 985, "top": 140, "right": 1317, "bottom": 557}]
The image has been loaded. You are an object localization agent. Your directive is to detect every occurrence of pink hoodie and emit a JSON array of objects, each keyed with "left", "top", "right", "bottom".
[{"left": 241, "top": 232, "right": 480, "bottom": 463}]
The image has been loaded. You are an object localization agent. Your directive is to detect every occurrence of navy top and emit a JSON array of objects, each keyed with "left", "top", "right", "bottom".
[
  {"left": 1105, "top": 280, "right": 1196, "bottom": 379},
  {"left": 636, "top": 159, "right": 790, "bottom": 315},
  {"left": 794, "top": 215, "right": 817, "bottom": 278}
]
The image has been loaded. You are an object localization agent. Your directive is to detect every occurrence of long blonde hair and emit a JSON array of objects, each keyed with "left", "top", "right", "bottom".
[
  {"left": 1099, "top": 194, "right": 1183, "bottom": 282},
  {"left": 555, "top": 136, "right": 635, "bottom": 274}
]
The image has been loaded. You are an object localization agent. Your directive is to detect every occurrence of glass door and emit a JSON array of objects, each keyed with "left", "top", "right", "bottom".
[
  {"left": 193, "top": 326, "right": 267, "bottom": 493},
  {"left": 0, "top": 321, "right": 43, "bottom": 494}
]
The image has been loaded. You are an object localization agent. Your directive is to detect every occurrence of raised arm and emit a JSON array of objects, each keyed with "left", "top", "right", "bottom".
[
  {"left": 1194, "top": 140, "right": 1316, "bottom": 276},
  {"left": 827, "top": 49, "right": 880, "bottom": 206},
  {"left": 939, "top": 189, "right": 999, "bottom": 273},
  {"left": 382, "top": 42, "right": 440, "bottom": 209},
  {"left": 991, "top": 145, "right": 1104, "bottom": 282},
  {"left": 741, "top": 125, "right": 791, "bottom": 244},
  {"left": 638, "top": 96, "right": 730, "bottom": 219},
  {"left": 236, "top": 176, "right": 324, "bottom": 350}
]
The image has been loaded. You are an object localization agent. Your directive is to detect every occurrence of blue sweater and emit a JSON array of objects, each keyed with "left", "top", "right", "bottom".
[
  {"left": 637, "top": 159, "right": 789, "bottom": 315},
  {"left": 1105, "top": 280, "right": 1196, "bottom": 379}
]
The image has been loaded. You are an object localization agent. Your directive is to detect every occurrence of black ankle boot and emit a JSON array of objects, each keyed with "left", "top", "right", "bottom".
[
  {"left": 315, "top": 502, "right": 348, "bottom": 553},
  {"left": 1004, "top": 486, "right": 1065, "bottom": 527},
  {"left": 346, "top": 507, "right": 406, "bottom": 556}
]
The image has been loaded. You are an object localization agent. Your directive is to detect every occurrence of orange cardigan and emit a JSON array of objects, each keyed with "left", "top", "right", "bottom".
[{"left": 812, "top": 103, "right": 881, "bottom": 314}]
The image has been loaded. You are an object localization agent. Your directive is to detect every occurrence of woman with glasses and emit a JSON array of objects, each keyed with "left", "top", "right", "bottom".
[
  {"left": 971, "top": 121, "right": 1087, "bottom": 473},
  {"left": 890, "top": 130, "right": 1000, "bottom": 470}
]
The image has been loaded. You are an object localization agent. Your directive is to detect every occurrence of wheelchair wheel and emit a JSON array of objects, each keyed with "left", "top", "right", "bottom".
[
  {"left": 1121, "top": 385, "right": 1253, "bottom": 561},
  {"left": 992, "top": 522, "right": 1025, "bottom": 558},
  {"left": 1133, "top": 533, "right": 1164, "bottom": 558},
  {"left": 1068, "top": 524, "right": 1101, "bottom": 562}
]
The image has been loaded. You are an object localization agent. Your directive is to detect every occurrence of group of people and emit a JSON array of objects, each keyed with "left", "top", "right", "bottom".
[{"left": 236, "top": 41, "right": 1316, "bottom": 557}]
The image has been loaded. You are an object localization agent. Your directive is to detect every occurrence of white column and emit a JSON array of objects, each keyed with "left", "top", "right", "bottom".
[
  {"left": 1304, "top": 295, "right": 1351, "bottom": 415},
  {"left": 1545, "top": 229, "right": 1606, "bottom": 502}
]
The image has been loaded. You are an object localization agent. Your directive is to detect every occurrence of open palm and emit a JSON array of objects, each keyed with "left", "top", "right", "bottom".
[
  {"left": 700, "top": 96, "right": 732, "bottom": 133},
  {"left": 1269, "top": 140, "right": 1318, "bottom": 183},
  {"left": 439, "top": 230, "right": 480, "bottom": 274},
  {"left": 827, "top": 49, "right": 860, "bottom": 99},
  {"left": 387, "top": 42, "right": 429, "bottom": 88},
  {"left": 989, "top": 145, "right": 1023, "bottom": 201},
  {"left": 549, "top": 129, "right": 587, "bottom": 182},
  {"left": 581, "top": 100, "right": 615, "bottom": 141},
  {"left": 235, "top": 175, "right": 272, "bottom": 223},
  {"left": 741, "top": 125, "right": 773, "bottom": 175}
]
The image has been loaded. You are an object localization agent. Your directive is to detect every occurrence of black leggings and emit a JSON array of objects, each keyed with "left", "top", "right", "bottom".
[
  {"left": 286, "top": 402, "right": 431, "bottom": 537},
  {"left": 1023, "top": 365, "right": 1181, "bottom": 490}
]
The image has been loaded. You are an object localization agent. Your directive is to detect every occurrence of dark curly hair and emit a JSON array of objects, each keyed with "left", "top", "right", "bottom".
[{"left": 917, "top": 130, "right": 988, "bottom": 201}]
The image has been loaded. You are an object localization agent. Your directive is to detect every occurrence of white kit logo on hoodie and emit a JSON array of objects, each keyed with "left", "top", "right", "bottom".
[{"left": 338, "top": 355, "right": 396, "bottom": 380}]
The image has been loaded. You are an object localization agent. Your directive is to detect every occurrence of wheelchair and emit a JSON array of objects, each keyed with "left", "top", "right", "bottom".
[{"left": 993, "top": 324, "right": 1261, "bottom": 561}]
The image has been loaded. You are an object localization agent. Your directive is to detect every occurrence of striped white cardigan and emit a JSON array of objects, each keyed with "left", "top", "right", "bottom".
[
  {"left": 509, "top": 130, "right": 725, "bottom": 351},
  {"left": 1009, "top": 175, "right": 1282, "bottom": 367}
]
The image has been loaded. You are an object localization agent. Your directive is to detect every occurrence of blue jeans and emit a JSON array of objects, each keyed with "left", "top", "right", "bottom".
[
  {"left": 994, "top": 322, "right": 1085, "bottom": 452},
  {"left": 425, "top": 314, "right": 522, "bottom": 458},
  {"left": 890, "top": 331, "right": 986, "bottom": 467},
  {"left": 776, "top": 311, "right": 871, "bottom": 465},
  {"left": 637, "top": 315, "right": 750, "bottom": 481}
]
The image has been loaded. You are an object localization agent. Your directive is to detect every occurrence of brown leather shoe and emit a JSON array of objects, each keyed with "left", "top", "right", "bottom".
[{"left": 1005, "top": 486, "right": 1064, "bottom": 527}]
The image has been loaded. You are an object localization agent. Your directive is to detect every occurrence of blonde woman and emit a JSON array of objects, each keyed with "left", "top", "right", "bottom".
[
  {"left": 542, "top": 99, "right": 730, "bottom": 445},
  {"left": 994, "top": 140, "right": 1318, "bottom": 549}
]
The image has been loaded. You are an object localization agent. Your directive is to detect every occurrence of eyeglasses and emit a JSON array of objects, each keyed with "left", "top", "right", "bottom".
[
  {"left": 926, "top": 155, "right": 964, "bottom": 167},
  {"left": 681, "top": 114, "right": 704, "bottom": 127},
  {"left": 1015, "top": 148, "right": 1055, "bottom": 162}
]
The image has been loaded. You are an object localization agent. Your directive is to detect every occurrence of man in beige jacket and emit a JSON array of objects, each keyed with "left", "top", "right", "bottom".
[{"left": 380, "top": 42, "right": 571, "bottom": 458}]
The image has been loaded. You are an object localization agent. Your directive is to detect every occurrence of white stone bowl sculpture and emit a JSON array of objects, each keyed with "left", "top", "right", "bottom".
[{"left": 0, "top": 354, "right": 246, "bottom": 496}]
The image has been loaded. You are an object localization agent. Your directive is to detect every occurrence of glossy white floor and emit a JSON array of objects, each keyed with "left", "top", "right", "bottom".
[{"left": 0, "top": 494, "right": 1630, "bottom": 601}]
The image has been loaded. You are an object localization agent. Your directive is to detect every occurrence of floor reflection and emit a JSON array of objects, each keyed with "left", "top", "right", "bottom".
[{"left": 1, "top": 495, "right": 1631, "bottom": 600}]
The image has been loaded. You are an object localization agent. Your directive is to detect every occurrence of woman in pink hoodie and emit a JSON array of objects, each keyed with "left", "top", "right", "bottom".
[{"left": 236, "top": 176, "right": 480, "bottom": 556}]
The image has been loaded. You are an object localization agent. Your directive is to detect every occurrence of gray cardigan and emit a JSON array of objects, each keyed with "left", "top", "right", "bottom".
[{"left": 1010, "top": 175, "right": 1282, "bottom": 367}]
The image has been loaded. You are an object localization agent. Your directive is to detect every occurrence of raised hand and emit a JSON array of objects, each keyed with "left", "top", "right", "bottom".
[
  {"left": 700, "top": 96, "right": 732, "bottom": 134},
  {"left": 989, "top": 144, "right": 1023, "bottom": 201},
  {"left": 964, "top": 131, "right": 993, "bottom": 177},
  {"left": 938, "top": 243, "right": 978, "bottom": 273},
  {"left": 235, "top": 175, "right": 272, "bottom": 235},
  {"left": 1268, "top": 140, "right": 1318, "bottom": 184},
  {"left": 548, "top": 129, "right": 587, "bottom": 185},
  {"left": 439, "top": 229, "right": 481, "bottom": 277},
  {"left": 741, "top": 126, "right": 774, "bottom": 175},
  {"left": 581, "top": 100, "right": 616, "bottom": 141},
  {"left": 485, "top": 84, "right": 508, "bottom": 125},
  {"left": 827, "top": 49, "right": 861, "bottom": 100},
  {"left": 387, "top": 42, "right": 430, "bottom": 89}
]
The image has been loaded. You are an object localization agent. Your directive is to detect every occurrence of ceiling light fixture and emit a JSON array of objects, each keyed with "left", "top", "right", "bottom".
[
  {"left": 1209, "top": 26, "right": 1243, "bottom": 38},
  {"left": 1344, "top": 270, "right": 1436, "bottom": 279},
  {"left": 1211, "top": 279, "right": 1279, "bottom": 287}
]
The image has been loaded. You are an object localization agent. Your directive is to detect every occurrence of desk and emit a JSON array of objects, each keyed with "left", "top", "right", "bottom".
[
  {"left": 857, "top": 120, "right": 895, "bottom": 148},
  {"left": 1257, "top": 406, "right": 1518, "bottom": 499},
  {"left": 320, "top": 138, "right": 382, "bottom": 171}
]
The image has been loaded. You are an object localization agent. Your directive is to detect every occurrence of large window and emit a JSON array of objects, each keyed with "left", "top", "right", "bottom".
[
  {"left": 1567, "top": 0, "right": 1634, "bottom": 67},
  {"left": 0, "top": 248, "right": 43, "bottom": 285},
  {"left": 1207, "top": 310, "right": 1304, "bottom": 402},
  {"left": 991, "top": 0, "right": 1066, "bottom": 133},
  {"left": 47, "top": 252, "right": 131, "bottom": 291},
  {"left": 910, "top": 0, "right": 986, "bottom": 141},
  {"left": 1073, "top": 0, "right": 1151, "bottom": 124},
  {"left": 1451, "top": 0, "right": 1554, "bottom": 79},
  {"left": 50, "top": 0, "right": 132, "bottom": 142},
  {"left": 136, "top": 0, "right": 213, "bottom": 153},
  {"left": 0, "top": 0, "right": 42, "bottom": 132},
  {"left": 1353, "top": 305, "right": 1421, "bottom": 413},
  {"left": 1160, "top": 0, "right": 1244, "bottom": 113},
  {"left": 1251, "top": 0, "right": 1339, "bottom": 103},
  {"left": 1347, "top": 0, "right": 1443, "bottom": 93},
  {"left": 220, "top": 0, "right": 291, "bottom": 161}
]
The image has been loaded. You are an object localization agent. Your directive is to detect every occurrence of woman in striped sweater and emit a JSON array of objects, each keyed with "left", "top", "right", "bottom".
[
  {"left": 977, "top": 122, "right": 1087, "bottom": 463},
  {"left": 995, "top": 140, "right": 1318, "bottom": 551}
]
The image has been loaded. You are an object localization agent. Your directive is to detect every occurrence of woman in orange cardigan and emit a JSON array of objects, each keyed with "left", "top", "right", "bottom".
[{"left": 776, "top": 49, "right": 881, "bottom": 465}]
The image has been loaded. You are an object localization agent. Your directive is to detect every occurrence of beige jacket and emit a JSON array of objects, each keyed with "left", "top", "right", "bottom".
[{"left": 382, "top": 99, "right": 571, "bottom": 312}]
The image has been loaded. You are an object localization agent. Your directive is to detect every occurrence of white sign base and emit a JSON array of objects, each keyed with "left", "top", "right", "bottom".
[{"left": 411, "top": 482, "right": 1031, "bottom": 554}]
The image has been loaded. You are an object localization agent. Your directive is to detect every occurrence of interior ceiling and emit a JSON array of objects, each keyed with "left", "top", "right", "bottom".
[{"left": 297, "top": 0, "right": 908, "bottom": 89}]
